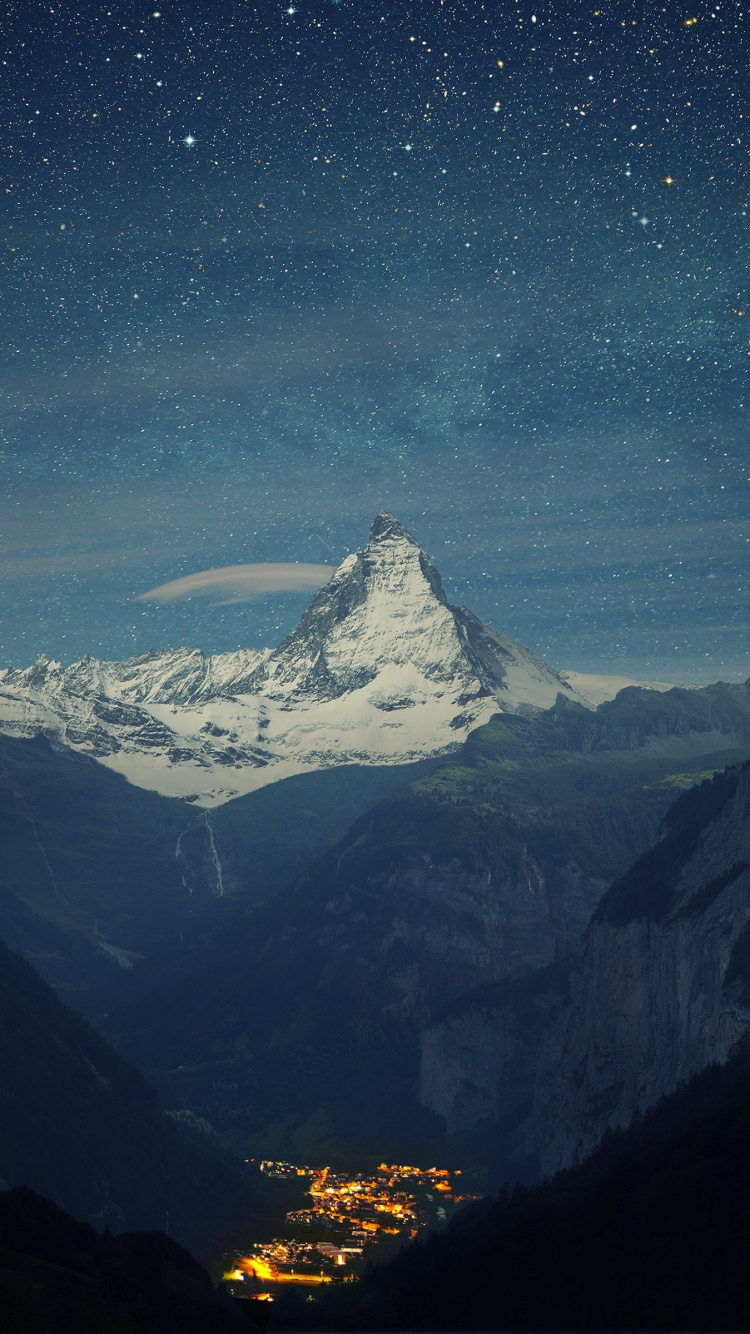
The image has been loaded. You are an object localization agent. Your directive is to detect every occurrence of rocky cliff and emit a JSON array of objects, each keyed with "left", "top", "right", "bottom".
[
  {"left": 107, "top": 694, "right": 720, "bottom": 1161},
  {"left": 107, "top": 793, "right": 611, "bottom": 1160},
  {"left": 419, "top": 966, "right": 569, "bottom": 1141},
  {"left": 529, "top": 761, "right": 750, "bottom": 1173}
]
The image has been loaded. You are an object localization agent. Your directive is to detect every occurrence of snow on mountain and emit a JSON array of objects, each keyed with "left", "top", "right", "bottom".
[
  {"left": 0, "top": 513, "right": 635, "bottom": 806},
  {"left": 558, "top": 670, "right": 677, "bottom": 708}
]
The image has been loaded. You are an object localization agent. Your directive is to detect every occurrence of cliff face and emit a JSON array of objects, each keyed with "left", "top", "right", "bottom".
[
  {"left": 419, "top": 967, "right": 569, "bottom": 1139},
  {"left": 107, "top": 695, "right": 747, "bottom": 1161},
  {"left": 109, "top": 804, "right": 607, "bottom": 1159},
  {"left": 417, "top": 862, "right": 601, "bottom": 1138},
  {"left": 374, "top": 856, "right": 603, "bottom": 1005},
  {"left": 529, "top": 762, "right": 750, "bottom": 1173}
]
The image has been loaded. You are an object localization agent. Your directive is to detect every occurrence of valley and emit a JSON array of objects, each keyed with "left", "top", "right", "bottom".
[
  {"left": 99, "top": 686, "right": 750, "bottom": 1176},
  {"left": 0, "top": 513, "right": 748, "bottom": 1329},
  {"left": 3, "top": 0, "right": 743, "bottom": 1311},
  {"left": 223, "top": 1159, "right": 481, "bottom": 1296}
]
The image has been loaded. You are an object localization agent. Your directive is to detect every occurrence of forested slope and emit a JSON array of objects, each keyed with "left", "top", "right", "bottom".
[{"left": 291, "top": 1043, "right": 750, "bottom": 1331}]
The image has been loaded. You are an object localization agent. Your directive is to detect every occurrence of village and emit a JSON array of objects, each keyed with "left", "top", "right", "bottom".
[{"left": 223, "top": 1160, "right": 482, "bottom": 1295}]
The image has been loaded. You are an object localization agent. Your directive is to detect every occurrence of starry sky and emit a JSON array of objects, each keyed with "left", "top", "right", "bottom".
[{"left": 1, "top": 0, "right": 748, "bottom": 682}]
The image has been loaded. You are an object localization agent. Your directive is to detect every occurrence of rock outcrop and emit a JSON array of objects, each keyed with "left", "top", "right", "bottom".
[
  {"left": 529, "top": 761, "right": 750, "bottom": 1173},
  {"left": 419, "top": 967, "right": 569, "bottom": 1137}
]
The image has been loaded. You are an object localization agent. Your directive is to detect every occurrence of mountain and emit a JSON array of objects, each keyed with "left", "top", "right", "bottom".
[
  {"left": 0, "top": 1188, "right": 252, "bottom": 1334},
  {"left": 294, "top": 1043, "right": 750, "bottom": 1332},
  {"left": 204, "top": 755, "right": 440, "bottom": 899},
  {"left": 528, "top": 757, "right": 750, "bottom": 1174},
  {"left": 103, "top": 682, "right": 750, "bottom": 1168},
  {"left": 0, "top": 931, "right": 279, "bottom": 1260},
  {"left": 0, "top": 732, "right": 217, "bottom": 997},
  {"left": 0, "top": 513, "right": 599, "bottom": 806},
  {"left": 0, "top": 730, "right": 437, "bottom": 999},
  {"left": 420, "top": 721, "right": 750, "bottom": 1163}
]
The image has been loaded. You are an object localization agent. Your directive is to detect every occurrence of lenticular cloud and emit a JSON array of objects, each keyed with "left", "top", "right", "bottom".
[{"left": 137, "top": 562, "right": 334, "bottom": 604}]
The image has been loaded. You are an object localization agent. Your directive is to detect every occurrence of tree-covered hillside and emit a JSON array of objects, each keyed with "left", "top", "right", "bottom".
[
  {"left": 597, "top": 760, "right": 749, "bottom": 926},
  {"left": 0, "top": 1187, "right": 254, "bottom": 1333},
  {"left": 288, "top": 1041, "right": 750, "bottom": 1332}
]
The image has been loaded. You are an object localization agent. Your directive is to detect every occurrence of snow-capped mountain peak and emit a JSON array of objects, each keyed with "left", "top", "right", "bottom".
[
  {"left": 368, "top": 510, "right": 421, "bottom": 546},
  {"left": 251, "top": 512, "right": 480, "bottom": 702},
  {"left": 0, "top": 514, "right": 580, "bottom": 804}
]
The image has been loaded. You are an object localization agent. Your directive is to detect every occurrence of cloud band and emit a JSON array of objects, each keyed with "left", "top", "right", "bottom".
[{"left": 137, "top": 562, "right": 334, "bottom": 604}]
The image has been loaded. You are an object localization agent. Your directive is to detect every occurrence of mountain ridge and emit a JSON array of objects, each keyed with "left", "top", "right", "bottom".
[
  {"left": 0, "top": 730, "right": 439, "bottom": 999},
  {"left": 528, "top": 757, "right": 750, "bottom": 1174},
  {"left": 0, "top": 513, "right": 656, "bottom": 806},
  {"left": 101, "top": 680, "right": 750, "bottom": 1166}
]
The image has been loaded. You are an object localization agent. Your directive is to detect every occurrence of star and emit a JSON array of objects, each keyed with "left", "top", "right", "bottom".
[
  {"left": 182, "top": 134, "right": 197, "bottom": 147},
  {"left": 662, "top": 175, "right": 676, "bottom": 187}
]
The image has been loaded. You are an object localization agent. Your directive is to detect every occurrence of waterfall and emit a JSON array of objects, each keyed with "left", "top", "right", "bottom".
[
  {"left": 174, "top": 825, "right": 194, "bottom": 895},
  {"left": 175, "top": 814, "right": 225, "bottom": 898},
  {"left": 202, "top": 811, "right": 225, "bottom": 897}
]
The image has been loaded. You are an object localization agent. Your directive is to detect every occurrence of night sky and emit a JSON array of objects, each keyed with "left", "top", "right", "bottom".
[{"left": 1, "top": 0, "right": 748, "bottom": 682}]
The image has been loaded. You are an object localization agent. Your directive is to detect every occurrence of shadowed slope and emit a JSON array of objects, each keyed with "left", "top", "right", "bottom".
[{"left": 0, "top": 934, "right": 277, "bottom": 1260}]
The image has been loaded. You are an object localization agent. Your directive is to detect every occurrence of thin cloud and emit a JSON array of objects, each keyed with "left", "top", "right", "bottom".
[
  {"left": 137, "top": 562, "right": 334, "bottom": 604},
  {"left": 0, "top": 549, "right": 147, "bottom": 578}
]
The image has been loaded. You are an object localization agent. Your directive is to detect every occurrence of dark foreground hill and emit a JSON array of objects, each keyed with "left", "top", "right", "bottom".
[
  {"left": 0, "top": 933, "right": 278, "bottom": 1261},
  {"left": 0, "top": 1187, "right": 253, "bottom": 1333},
  {"left": 283, "top": 1042, "right": 750, "bottom": 1332}
]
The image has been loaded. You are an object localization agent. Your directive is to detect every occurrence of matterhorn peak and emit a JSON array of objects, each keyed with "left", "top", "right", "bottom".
[
  {"left": 368, "top": 512, "right": 419, "bottom": 547},
  {"left": 0, "top": 513, "right": 582, "bottom": 804},
  {"left": 252, "top": 513, "right": 574, "bottom": 723}
]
